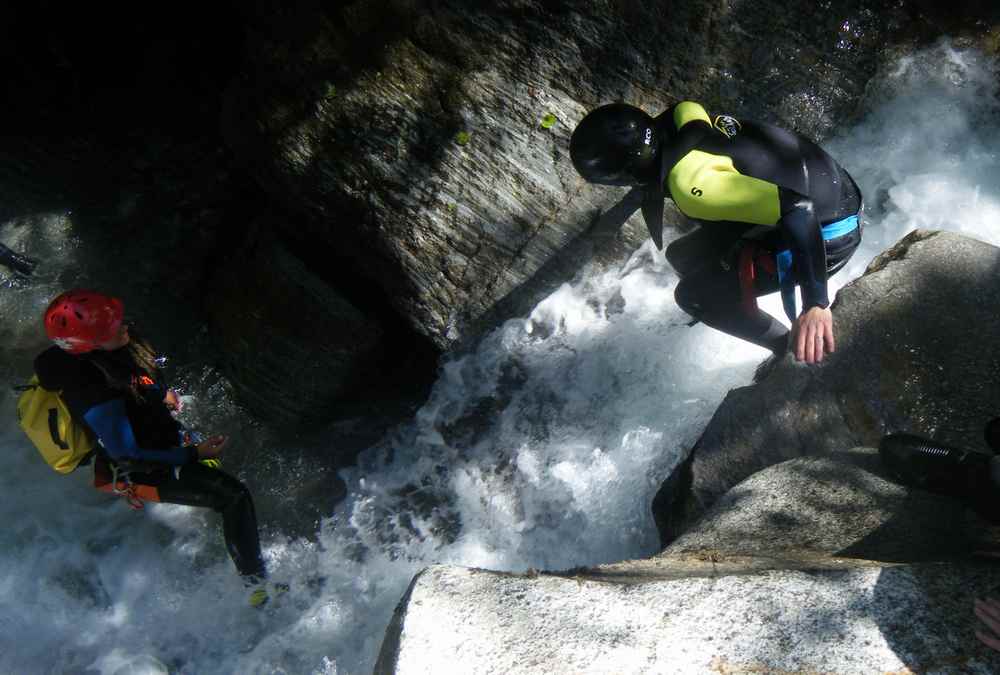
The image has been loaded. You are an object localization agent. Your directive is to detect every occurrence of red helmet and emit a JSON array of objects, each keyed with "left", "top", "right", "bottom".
[{"left": 44, "top": 289, "right": 124, "bottom": 354}]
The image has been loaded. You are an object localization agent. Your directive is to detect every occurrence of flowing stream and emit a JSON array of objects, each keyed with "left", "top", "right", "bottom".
[{"left": 0, "top": 42, "right": 997, "bottom": 675}]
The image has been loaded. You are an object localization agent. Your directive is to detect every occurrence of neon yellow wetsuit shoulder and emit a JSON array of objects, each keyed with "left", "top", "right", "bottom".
[{"left": 666, "top": 102, "right": 781, "bottom": 226}]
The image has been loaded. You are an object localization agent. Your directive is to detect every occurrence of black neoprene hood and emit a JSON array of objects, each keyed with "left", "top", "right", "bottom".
[{"left": 570, "top": 103, "right": 661, "bottom": 186}]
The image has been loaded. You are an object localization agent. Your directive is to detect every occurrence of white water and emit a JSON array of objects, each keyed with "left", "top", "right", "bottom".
[{"left": 1, "top": 42, "right": 997, "bottom": 674}]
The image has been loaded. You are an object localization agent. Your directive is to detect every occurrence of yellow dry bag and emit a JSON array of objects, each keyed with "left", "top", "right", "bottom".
[{"left": 16, "top": 376, "right": 94, "bottom": 474}]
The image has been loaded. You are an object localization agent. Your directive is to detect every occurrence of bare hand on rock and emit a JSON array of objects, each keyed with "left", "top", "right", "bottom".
[{"left": 792, "top": 306, "right": 835, "bottom": 364}]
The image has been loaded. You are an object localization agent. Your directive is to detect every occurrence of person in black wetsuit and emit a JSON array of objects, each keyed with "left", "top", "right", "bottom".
[
  {"left": 35, "top": 289, "right": 276, "bottom": 604},
  {"left": 570, "top": 102, "right": 864, "bottom": 364}
]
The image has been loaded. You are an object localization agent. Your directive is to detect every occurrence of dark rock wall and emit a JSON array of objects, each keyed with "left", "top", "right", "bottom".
[
  {"left": 0, "top": 2, "right": 251, "bottom": 361},
  {"left": 221, "top": 0, "right": 911, "bottom": 351},
  {"left": 206, "top": 224, "right": 386, "bottom": 426}
]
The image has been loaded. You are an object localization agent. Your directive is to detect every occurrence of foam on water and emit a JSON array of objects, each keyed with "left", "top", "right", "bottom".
[{"left": 0, "top": 40, "right": 997, "bottom": 674}]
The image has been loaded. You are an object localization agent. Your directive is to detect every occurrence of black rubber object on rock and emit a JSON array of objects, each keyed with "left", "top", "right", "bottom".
[{"left": 879, "top": 432, "right": 1000, "bottom": 523}]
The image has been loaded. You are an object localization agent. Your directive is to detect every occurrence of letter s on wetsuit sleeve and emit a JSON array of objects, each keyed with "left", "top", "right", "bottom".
[
  {"left": 83, "top": 398, "right": 197, "bottom": 465},
  {"left": 780, "top": 190, "right": 829, "bottom": 311}
]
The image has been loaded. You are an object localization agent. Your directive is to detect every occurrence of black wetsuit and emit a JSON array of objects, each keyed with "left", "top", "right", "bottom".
[
  {"left": 34, "top": 346, "right": 266, "bottom": 579},
  {"left": 658, "top": 102, "right": 862, "bottom": 352}
]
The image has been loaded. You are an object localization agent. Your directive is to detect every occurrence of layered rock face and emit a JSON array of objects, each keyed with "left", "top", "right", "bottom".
[
  {"left": 212, "top": 1, "right": 999, "bottom": 421},
  {"left": 376, "top": 231, "right": 1000, "bottom": 673},
  {"left": 222, "top": 0, "right": 926, "bottom": 351}
]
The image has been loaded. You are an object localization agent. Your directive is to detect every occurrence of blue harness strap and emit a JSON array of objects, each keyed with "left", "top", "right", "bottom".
[{"left": 776, "top": 214, "right": 860, "bottom": 322}]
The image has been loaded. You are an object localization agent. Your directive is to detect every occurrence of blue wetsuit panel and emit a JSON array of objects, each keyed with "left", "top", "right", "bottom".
[{"left": 83, "top": 398, "right": 193, "bottom": 465}]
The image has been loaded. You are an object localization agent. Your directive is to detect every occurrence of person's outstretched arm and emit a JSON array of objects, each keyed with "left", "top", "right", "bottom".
[{"left": 781, "top": 197, "right": 834, "bottom": 364}]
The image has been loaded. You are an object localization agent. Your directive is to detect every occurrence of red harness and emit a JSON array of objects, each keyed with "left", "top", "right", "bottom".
[{"left": 737, "top": 242, "right": 777, "bottom": 315}]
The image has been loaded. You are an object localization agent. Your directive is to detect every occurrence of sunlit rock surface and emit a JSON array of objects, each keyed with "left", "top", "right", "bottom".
[
  {"left": 377, "top": 448, "right": 1000, "bottom": 674},
  {"left": 4, "top": 2, "right": 995, "bottom": 422},
  {"left": 655, "top": 230, "right": 1000, "bottom": 542}
]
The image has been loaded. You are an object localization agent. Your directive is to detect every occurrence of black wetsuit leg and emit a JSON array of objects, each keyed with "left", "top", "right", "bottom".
[
  {"left": 130, "top": 464, "right": 266, "bottom": 578},
  {"left": 667, "top": 222, "right": 787, "bottom": 352}
]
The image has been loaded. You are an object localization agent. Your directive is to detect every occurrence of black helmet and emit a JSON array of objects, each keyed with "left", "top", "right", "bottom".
[{"left": 570, "top": 103, "right": 661, "bottom": 186}]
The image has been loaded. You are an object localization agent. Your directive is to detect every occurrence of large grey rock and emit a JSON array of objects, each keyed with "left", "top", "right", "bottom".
[
  {"left": 377, "top": 562, "right": 1000, "bottom": 675},
  {"left": 654, "top": 230, "right": 1000, "bottom": 542},
  {"left": 377, "top": 446, "right": 1000, "bottom": 674},
  {"left": 223, "top": 1, "right": 946, "bottom": 349},
  {"left": 664, "top": 448, "right": 977, "bottom": 563}
]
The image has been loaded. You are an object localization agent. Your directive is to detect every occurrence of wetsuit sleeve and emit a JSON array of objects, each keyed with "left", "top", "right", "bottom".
[
  {"left": 668, "top": 151, "right": 782, "bottom": 225},
  {"left": 83, "top": 398, "right": 197, "bottom": 465},
  {"left": 780, "top": 190, "right": 829, "bottom": 311}
]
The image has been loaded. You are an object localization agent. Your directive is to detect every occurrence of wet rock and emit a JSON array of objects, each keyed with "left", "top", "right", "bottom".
[
  {"left": 378, "top": 561, "right": 1000, "bottom": 674},
  {"left": 663, "top": 448, "right": 976, "bottom": 563},
  {"left": 205, "top": 225, "right": 385, "bottom": 428},
  {"left": 4, "top": 1, "right": 996, "bottom": 426},
  {"left": 653, "top": 230, "right": 1000, "bottom": 543},
  {"left": 377, "top": 446, "right": 1000, "bottom": 674},
  {"left": 222, "top": 1, "right": 932, "bottom": 350},
  {"left": 376, "top": 230, "right": 1000, "bottom": 672}
]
